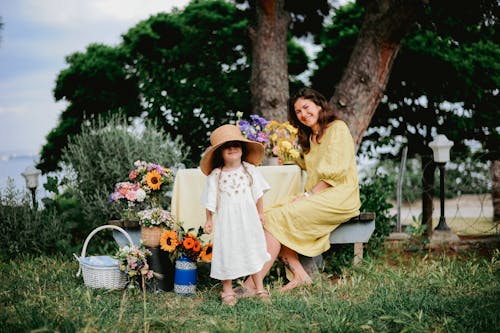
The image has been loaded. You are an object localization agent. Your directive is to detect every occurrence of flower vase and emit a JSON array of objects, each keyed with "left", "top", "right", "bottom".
[
  {"left": 141, "top": 226, "right": 163, "bottom": 248},
  {"left": 263, "top": 156, "right": 280, "bottom": 166},
  {"left": 174, "top": 256, "right": 197, "bottom": 295}
]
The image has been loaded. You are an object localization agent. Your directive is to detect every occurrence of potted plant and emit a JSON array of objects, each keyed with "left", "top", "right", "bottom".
[{"left": 137, "top": 207, "right": 175, "bottom": 248}]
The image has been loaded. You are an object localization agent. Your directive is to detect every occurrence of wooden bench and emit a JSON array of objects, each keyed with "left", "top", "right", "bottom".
[{"left": 299, "top": 212, "right": 376, "bottom": 274}]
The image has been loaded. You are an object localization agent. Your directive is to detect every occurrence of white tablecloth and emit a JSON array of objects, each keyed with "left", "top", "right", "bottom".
[{"left": 171, "top": 165, "right": 303, "bottom": 231}]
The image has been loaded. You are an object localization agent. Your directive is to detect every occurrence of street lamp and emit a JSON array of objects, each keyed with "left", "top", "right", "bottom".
[
  {"left": 21, "top": 165, "right": 41, "bottom": 209},
  {"left": 428, "top": 134, "right": 454, "bottom": 231}
]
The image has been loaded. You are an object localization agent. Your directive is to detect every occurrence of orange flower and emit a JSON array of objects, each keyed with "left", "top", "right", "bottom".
[
  {"left": 192, "top": 240, "right": 201, "bottom": 252},
  {"left": 200, "top": 243, "right": 213, "bottom": 262},
  {"left": 146, "top": 170, "right": 163, "bottom": 190},
  {"left": 183, "top": 236, "right": 195, "bottom": 250},
  {"left": 159, "top": 230, "right": 178, "bottom": 252}
]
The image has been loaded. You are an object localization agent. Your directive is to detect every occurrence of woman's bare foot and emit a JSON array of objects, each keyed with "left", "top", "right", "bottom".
[{"left": 279, "top": 277, "right": 312, "bottom": 292}]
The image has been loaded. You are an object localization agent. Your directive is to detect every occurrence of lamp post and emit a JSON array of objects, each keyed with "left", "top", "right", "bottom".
[
  {"left": 428, "top": 134, "right": 454, "bottom": 231},
  {"left": 21, "top": 165, "right": 41, "bottom": 209}
]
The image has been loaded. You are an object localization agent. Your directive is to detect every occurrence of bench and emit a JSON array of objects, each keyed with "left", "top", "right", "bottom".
[{"left": 299, "top": 212, "right": 376, "bottom": 274}]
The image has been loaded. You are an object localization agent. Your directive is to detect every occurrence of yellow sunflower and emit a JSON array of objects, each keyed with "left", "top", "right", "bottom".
[
  {"left": 159, "top": 230, "right": 178, "bottom": 252},
  {"left": 145, "top": 170, "right": 163, "bottom": 190},
  {"left": 200, "top": 243, "right": 213, "bottom": 262}
]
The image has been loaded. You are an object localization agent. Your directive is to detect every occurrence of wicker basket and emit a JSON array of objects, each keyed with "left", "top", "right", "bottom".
[
  {"left": 74, "top": 225, "right": 133, "bottom": 289},
  {"left": 141, "top": 226, "right": 163, "bottom": 248}
]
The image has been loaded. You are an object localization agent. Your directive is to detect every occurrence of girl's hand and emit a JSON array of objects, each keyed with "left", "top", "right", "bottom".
[
  {"left": 204, "top": 220, "right": 213, "bottom": 234},
  {"left": 259, "top": 213, "right": 266, "bottom": 225}
]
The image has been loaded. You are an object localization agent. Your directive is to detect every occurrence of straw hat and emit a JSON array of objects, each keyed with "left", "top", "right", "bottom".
[{"left": 200, "top": 124, "right": 265, "bottom": 175}]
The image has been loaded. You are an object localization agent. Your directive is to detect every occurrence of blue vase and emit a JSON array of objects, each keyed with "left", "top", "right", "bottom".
[{"left": 174, "top": 256, "right": 197, "bottom": 295}]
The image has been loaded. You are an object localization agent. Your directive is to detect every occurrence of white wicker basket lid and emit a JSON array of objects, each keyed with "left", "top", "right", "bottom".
[{"left": 79, "top": 255, "right": 118, "bottom": 268}]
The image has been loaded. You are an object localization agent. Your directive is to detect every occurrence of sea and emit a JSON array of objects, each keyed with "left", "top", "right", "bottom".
[{"left": 0, "top": 153, "right": 49, "bottom": 200}]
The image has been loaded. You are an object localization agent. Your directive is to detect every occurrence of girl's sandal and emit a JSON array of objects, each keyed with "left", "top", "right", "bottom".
[
  {"left": 221, "top": 292, "right": 238, "bottom": 306},
  {"left": 256, "top": 290, "right": 271, "bottom": 303}
]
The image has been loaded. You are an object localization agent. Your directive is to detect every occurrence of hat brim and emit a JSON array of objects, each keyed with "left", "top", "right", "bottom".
[{"left": 200, "top": 139, "right": 265, "bottom": 175}]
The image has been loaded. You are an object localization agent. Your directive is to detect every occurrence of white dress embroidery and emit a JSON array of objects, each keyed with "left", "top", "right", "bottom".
[{"left": 201, "top": 162, "right": 271, "bottom": 280}]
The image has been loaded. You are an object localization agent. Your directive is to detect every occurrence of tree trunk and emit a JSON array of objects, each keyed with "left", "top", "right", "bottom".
[
  {"left": 491, "top": 160, "right": 500, "bottom": 222},
  {"left": 421, "top": 154, "right": 436, "bottom": 237},
  {"left": 329, "top": 0, "right": 422, "bottom": 146},
  {"left": 250, "top": 0, "right": 290, "bottom": 122}
]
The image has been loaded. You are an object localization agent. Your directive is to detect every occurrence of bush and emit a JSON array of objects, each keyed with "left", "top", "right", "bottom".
[
  {"left": 60, "top": 114, "right": 190, "bottom": 248},
  {"left": 323, "top": 171, "right": 396, "bottom": 275},
  {"left": 0, "top": 180, "right": 73, "bottom": 259}
]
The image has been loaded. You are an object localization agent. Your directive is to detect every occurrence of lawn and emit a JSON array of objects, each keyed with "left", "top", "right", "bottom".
[{"left": 1, "top": 245, "right": 499, "bottom": 333}]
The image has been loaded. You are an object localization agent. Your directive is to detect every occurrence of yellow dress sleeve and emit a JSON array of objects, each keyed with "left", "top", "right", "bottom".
[{"left": 309, "top": 120, "right": 356, "bottom": 188}]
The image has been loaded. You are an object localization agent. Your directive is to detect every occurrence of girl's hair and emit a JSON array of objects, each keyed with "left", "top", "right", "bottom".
[{"left": 288, "top": 88, "right": 337, "bottom": 154}]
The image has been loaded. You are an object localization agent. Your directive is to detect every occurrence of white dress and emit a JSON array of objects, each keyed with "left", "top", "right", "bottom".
[{"left": 201, "top": 161, "right": 271, "bottom": 280}]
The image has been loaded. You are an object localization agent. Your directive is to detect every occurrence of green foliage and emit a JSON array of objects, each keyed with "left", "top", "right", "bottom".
[
  {"left": 0, "top": 180, "right": 73, "bottom": 260},
  {"left": 40, "top": 0, "right": 313, "bottom": 172},
  {"left": 313, "top": 1, "right": 499, "bottom": 162},
  {"left": 1, "top": 250, "right": 498, "bottom": 332},
  {"left": 60, "top": 114, "right": 189, "bottom": 242}
]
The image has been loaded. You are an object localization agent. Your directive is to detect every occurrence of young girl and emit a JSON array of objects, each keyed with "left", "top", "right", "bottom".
[{"left": 200, "top": 124, "right": 271, "bottom": 306}]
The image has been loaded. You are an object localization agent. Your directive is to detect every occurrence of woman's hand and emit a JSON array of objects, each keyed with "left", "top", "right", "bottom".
[{"left": 204, "top": 220, "right": 213, "bottom": 234}]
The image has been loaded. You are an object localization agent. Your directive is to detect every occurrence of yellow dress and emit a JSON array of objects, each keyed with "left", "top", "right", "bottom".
[{"left": 264, "top": 120, "right": 361, "bottom": 257}]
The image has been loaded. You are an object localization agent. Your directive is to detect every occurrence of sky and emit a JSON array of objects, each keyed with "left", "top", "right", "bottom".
[{"left": 0, "top": 0, "right": 190, "bottom": 156}]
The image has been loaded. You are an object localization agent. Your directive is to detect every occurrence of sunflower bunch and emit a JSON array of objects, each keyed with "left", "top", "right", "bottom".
[{"left": 159, "top": 224, "right": 212, "bottom": 263}]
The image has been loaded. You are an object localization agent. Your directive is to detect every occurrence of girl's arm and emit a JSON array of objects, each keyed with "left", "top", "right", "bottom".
[
  {"left": 256, "top": 197, "right": 265, "bottom": 225},
  {"left": 204, "top": 209, "right": 213, "bottom": 234}
]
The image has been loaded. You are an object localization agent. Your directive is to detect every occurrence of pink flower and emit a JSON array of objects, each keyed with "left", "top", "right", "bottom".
[
  {"left": 125, "top": 190, "right": 137, "bottom": 201},
  {"left": 129, "top": 170, "right": 139, "bottom": 180}
]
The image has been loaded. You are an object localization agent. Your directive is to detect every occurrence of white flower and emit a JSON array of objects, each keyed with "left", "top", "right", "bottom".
[{"left": 135, "top": 188, "right": 146, "bottom": 202}]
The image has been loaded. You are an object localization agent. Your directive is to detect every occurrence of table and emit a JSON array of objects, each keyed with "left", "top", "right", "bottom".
[{"left": 170, "top": 165, "right": 303, "bottom": 231}]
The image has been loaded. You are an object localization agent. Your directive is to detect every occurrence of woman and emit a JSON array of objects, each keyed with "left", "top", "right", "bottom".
[{"left": 240, "top": 87, "right": 361, "bottom": 294}]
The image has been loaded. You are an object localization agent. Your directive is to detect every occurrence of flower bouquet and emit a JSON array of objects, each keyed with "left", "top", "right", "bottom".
[
  {"left": 109, "top": 160, "right": 174, "bottom": 223},
  {"left": 115, "top": 244, "right": 154, "bottom": 289},
  {"left": 236, "top": 112, "right": 269, "bottom": 144},
  {"left": 110, "top": 181, "right": 147, "bottom": 222},
  {"left": 128, "top": 160, "right": 174, "bottom": 208},
  {"left": 159, "top": 223, "right": 212, "bottom": 263},
  {"left": 265, "top": 120, "right": 300, "bottom": 163},
  {"left": 159, "top": 222, "right": 212, "bottom": 295}
]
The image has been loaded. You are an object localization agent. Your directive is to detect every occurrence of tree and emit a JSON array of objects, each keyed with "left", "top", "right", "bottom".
[
  {"left": 237, "top": 0, "right": 330, "bottom": 121},
  {"left": 38, "top": 44, "right": 141, "bottom": 172},
  {"left": 39, "top": 0, "right": 310, "bottom": 171},
  {"left": 313, "top": 0, "right": 500, "bottom": 225}
]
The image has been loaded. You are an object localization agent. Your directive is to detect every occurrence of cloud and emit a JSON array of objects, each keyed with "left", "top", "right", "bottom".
[{"left": 0, "top": 0, "right": 189, "bottom": 153}]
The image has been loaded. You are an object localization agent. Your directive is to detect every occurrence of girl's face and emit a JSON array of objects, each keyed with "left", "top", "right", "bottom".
[
  {"left": 221, "top": 141, "right": 243, "bottom": 163},
  {"left": 293, "top": 97, "right": 322, "bottom": 129}
]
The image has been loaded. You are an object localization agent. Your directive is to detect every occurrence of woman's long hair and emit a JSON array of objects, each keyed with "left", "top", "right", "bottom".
[{"left": 288, "top": 88, "right": 337, "bottom": 154}]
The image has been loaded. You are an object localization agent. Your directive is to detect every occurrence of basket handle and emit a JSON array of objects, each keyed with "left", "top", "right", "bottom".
[
  {"left": 80, "top": 225, "right": 134, "bottom": 259},
  {"left": 76, "top": 225, "right": 134, "bottom": 277}
]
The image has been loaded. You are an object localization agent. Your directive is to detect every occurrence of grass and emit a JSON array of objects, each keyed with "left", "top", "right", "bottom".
[{"left": 1, "top": 247, "right": 499, "bottom": 333}]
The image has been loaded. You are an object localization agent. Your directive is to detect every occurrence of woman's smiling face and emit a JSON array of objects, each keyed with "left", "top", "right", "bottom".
[{"left": 293, "top": 97, "right": 322, "bottom": 129}]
